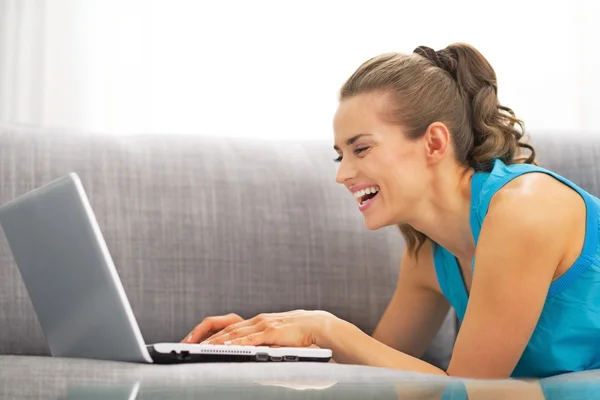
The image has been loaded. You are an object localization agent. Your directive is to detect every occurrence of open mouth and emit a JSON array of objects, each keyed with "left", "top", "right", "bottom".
[{"left": 353, "top": 186, "right": 380, "bottom": 206}]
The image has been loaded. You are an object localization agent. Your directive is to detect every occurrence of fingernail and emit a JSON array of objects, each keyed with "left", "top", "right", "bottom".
[
  {"left": 224, "top": 340, "right": 232, "bottom": 345},
  {"left": 185, "top": 334, "right": 193, "bottom": 343}
]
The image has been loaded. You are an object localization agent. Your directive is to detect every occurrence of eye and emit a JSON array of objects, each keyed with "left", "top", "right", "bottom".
[
  {"left": 333, "top": 147, "right": 369, "bottom": 163},
  {"left": 354, "top": 147, "right": 369, "bottom": 155}
]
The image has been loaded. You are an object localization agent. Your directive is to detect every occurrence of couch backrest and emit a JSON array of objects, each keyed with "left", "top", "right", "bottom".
[
  {"left": 530, "top": 133, "right": 600, "bottom": 196},
  {"left": 0, "top": 126, "right": 457, "bottom": 367},
  {"left": 2, "top": 127, "right": 595, "bottom": 368}
]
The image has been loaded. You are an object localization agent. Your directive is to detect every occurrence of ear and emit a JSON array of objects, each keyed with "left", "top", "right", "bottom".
[{"left": 423, "top": 122, "right": 451, "bottom": 164}]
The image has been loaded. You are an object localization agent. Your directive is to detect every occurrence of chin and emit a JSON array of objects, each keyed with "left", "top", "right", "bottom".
[{"left": 363, "top": 216, "right": 390, "bottom": 230}]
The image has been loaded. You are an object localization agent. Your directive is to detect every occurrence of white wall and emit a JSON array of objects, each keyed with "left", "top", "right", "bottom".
[
  {"left": 0, "top": 0, "right": 598, "bottom": 139},
  {"left": 580, "top": 0, "right": 600, "bottom": 133}
]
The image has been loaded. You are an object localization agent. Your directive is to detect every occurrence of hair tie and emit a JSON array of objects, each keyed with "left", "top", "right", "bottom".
[{"left": 414, "top": 46, "right": 458, "bottom": 80}]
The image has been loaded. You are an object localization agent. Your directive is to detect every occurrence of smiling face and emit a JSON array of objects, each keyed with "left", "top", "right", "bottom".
[{"left": 333, "top": 92, "right": 432, "bottom": 230}]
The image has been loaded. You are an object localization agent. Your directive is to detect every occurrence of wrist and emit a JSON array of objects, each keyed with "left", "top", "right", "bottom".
[{"left": 314, "top": 312, "right": 351, "bottom": 349}]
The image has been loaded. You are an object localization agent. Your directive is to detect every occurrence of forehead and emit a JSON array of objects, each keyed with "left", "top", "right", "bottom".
[
  {"left": 333, "top": 92, "right": 394, "bottom": 134},
  {"left": 333, "top": 92, "right": 398, "bottom": 147}
]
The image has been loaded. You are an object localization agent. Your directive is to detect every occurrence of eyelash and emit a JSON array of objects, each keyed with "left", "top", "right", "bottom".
[{"left": 333, "top": 147, "right": 368, "bottom": 163}]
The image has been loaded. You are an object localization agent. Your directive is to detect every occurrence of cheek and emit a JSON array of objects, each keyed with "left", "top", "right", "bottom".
[
  {"left": 374, "top": 144, "right": 427, "bottom": 202},
  {"left": 386, "top": 161, "right": 427, "bottom": 202}
]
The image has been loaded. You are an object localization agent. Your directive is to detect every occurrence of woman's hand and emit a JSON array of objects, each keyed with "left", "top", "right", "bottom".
[
  {"left": 181, "top": 313, "right": 244, "bottom": 343},
  {"left": 201, "top": 310, "right": 337, "bottom": 348}
]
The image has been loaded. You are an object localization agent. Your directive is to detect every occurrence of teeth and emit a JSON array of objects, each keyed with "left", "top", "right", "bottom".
[
  {"left": 353, "top": 187, "right": 379, "bottom": 198},
  {"left": 354, "top": 186, "right": 379, "bottom": 199}
]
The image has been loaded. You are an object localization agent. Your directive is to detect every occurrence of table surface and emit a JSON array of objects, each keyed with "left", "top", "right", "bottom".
[
  {"left": 27, "top": 376, "right": 600, "bottom": 400},
  {"left": 2, "top": 355, "right": 600, "bottom": 399}
]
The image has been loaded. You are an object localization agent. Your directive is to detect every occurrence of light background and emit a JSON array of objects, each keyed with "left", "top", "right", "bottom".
[{"left": 1, "top": 0, "right": 598, "bottom": 140}]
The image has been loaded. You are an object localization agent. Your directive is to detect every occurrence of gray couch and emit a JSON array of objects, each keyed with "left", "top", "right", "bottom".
[{"left": 0, "top": 125, "right": 598, "bottom": 398}]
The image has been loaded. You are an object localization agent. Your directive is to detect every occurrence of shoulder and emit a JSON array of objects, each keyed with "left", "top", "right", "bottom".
[
  {"left": 482, "top": 170, "right": 582, "bottom": 261},
  {"left": 488, "top": 170, "right": 581, "bottom": 228}
]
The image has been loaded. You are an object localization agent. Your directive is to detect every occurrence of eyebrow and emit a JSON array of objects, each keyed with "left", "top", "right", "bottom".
[{"left": 333, "top": 133, "right": 373, "bottom": 151}]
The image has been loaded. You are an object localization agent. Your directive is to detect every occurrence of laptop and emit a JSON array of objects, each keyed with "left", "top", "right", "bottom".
[{"left": 0, "top": 173, "right": 332, "bottom": 364}]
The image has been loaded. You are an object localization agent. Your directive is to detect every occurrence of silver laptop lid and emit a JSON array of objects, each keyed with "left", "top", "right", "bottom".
[{"left": 0, "top": 173, "right": 152, "bottom": 363}]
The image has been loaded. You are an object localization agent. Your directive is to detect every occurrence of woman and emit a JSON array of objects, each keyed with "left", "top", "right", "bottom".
[{"left": 182, "top": 43, "right": 600, "bottom": 379}]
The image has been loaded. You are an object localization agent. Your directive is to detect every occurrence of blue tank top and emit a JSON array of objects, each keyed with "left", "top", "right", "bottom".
[{"left": 433, "top": 158, "right": 600, "bottom": 378}]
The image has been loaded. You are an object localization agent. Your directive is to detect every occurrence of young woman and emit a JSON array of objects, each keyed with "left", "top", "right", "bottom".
[{"left": 182, "top": 43, "right": 600, "bottom": 379}]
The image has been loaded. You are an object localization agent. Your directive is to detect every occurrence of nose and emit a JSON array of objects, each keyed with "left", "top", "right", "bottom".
[{"left": 335, "top": 158, "right": 356, "bottom": 185}]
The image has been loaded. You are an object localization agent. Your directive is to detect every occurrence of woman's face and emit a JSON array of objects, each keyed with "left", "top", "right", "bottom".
[{"left": 333, "top": 92, "right": 431, "bottom": 230}]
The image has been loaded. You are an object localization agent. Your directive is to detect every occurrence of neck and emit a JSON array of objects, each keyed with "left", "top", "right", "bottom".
[{"left": 407, "top": 165, "right": 476, "bottom": 260}]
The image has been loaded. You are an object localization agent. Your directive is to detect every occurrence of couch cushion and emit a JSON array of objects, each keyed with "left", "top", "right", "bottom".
[{"left": 0, "top": 125, "right": 455, "bottom": 368}]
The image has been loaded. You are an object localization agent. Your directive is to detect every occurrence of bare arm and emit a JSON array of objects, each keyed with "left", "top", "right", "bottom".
[
  {"left": 446, "top": 175, "right": 571, "bottom": 378},
  {"left": 201, "top": 238, "right": 451, "bottom": 375},
  {"left": 373, "top": 239, "right": 451, "bottom": 359},
  {"left": 314, "top": 239, "right": 448, "bottom": 375},
  {"left": 201, "top": 175, "right": 574, "bottom": 380},
  {"left": 317, "top": 174, "right": 574, "bottom": 378}
]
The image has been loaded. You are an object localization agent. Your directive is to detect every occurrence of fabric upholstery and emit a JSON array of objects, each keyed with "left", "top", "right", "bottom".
[
  {"left": 0, "top": 125, "right": 455, "bottom": 368},
  {"left": 529, "top": 133, "right": 600, "bottom": 197},
  {"left": 2, "top": 126, "right": 599, "bottom": 382}
]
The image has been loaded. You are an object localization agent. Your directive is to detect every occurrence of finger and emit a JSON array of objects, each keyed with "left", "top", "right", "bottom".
[
  {"left": 231, "top": 323, "right": 312, "bottom": 348},
  {"left": 196, "top": 329, "right": 220, "bottom": 343},
  {"left": 226, "top": 327, "right": 279, "bottom": 347},
  {"left": 202, "top": 313, "right": 272, "bottom": 343},
  {"left": 182, "top": 328, "right": 221, "bottom": 344},
  {"left": 182, "top": 314, "right": 242, "bottom": 343},
  {"left": 205, "top": 323, "right": 265, "bottom": 344},
  {"left": 202, "top": 319, "right": 258, "bottom": 343},
  {"left": 182, "top": 324, "right": 212, "bottom": 344}
]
